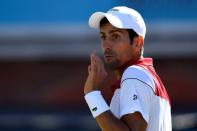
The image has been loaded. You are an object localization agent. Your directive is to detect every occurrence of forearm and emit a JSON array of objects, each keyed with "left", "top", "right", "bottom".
[
  {"left": 84, "top": 91, "right": 130, "bottom": 131},
  {"left": 96, "top": 111, "right": 130, "bottom": 131},
  {"left": 84, "top": 53, "right": 132, "bottom": 130}
]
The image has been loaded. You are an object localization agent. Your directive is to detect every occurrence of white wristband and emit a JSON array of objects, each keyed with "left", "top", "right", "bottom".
[{"left": 84, "top": 91, "right": 110, "bottom": 118}]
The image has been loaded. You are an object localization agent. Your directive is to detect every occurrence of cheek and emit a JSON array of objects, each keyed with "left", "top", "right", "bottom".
[
  {"left": 101, "top": 43, "right": 105, "bottom": 52},
  {"left": 113, "top": 44, "right": 132, "bottom": 58}
]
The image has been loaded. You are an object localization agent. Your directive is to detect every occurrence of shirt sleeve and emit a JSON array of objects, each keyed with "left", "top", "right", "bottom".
[{"left": 119, "top": 66, "right": 154, "bottom": 123}]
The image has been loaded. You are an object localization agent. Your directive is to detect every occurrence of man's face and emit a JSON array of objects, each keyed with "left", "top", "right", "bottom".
[{"left": 100, "top": 23, "right": 140, "bottom": 70}]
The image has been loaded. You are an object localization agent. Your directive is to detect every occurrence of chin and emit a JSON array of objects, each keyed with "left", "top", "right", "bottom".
[{"left": 105, "top": 60, "right": 120, "bottom": 71}]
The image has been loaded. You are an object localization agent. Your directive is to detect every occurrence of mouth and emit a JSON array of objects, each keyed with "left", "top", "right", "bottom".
[
  {"left": 104, "top": 55, "right": 114, "bottom": 58},
  {"left": 104, "top": 51, "right": 115, "bottom": 60},
  {"left": 104, "top": 55, "right": 115, "bottom": 62}
]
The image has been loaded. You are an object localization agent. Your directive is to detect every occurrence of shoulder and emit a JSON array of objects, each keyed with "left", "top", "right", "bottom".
[{"left": 121, "top": 65, "right": 155, "bottom": 91}]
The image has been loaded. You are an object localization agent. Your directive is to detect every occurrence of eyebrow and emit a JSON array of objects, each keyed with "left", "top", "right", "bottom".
[{"left": 100, "top": 29, "right": 123, "bottom": 35}]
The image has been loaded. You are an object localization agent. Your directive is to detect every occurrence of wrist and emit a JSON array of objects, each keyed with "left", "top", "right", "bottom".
[
  {"left": 84, "top": 84, "right": 100, "bottom": 94},
  {"left": 84, "top": 91, "right": 110, "bottom": 118},
  {"left": 84, "top": 89, "right": 100, "bottom": 95}
]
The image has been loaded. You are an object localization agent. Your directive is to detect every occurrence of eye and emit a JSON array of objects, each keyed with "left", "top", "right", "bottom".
[
  {"left": 100, "top": 35, "right": 106, "bottom": 40},
  {"left": 111, "top": 34, "right": 120, "bottom": 41}
]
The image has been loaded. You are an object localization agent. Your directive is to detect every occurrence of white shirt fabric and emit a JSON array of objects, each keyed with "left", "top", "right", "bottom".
[{"left": 110, "top": 65, "right": 172, "bottom": 131}]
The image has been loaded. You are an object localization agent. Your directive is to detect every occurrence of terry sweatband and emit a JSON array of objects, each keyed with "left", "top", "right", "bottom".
[{"left": 84, "top": 91, "right": 110, "bottom": 118}]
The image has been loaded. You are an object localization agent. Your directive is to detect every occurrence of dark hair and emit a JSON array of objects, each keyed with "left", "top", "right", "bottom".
[
  {"left": 100, "top": 17, "right": 109, "bottom": 27},
  {"left": 99, "top": 17, "right": 138, "bottom": 44}
]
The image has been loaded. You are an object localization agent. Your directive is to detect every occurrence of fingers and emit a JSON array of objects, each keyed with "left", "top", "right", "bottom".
[
  {"left": 88, "top": 65, "right": 91, "bottom": 74},
  {"left": 90, "top": 52, "right": 107, "bottom": 77},
  {"left": 94, "top": 55, "right": 103, "bottom": 73},
  {"left": 90, "top": 53, "right": 97, "bottom": 75},
  {"left": 95, "top": 54, "right": 105, "bottom": 72}
]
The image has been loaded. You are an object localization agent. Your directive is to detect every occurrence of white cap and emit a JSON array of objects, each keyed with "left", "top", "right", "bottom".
[{"left": 89, "top": 6, "right": 146, "bottom": 38}]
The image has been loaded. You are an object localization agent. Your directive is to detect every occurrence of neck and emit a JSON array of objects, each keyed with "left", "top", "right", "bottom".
[
  {"left": 114, "top": 55, "right": 141, "bottom": 80},
  {"left": 114, "top": 70, "right": 121, "bottom": 80}
]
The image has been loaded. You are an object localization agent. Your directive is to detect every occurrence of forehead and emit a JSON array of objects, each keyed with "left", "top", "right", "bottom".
[{"left": 100, "top": 23, "right": 128, "bottom": 35}]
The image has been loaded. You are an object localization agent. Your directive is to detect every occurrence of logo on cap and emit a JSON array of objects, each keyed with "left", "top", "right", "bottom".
[{"left": 109, "top": 8, "right": 119, "bottom": 12}]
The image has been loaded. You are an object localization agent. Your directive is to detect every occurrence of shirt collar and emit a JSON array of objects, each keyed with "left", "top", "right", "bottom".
[
  {"left": 110, "top": 57, "right": 153, "bottom": 93},
  {"left": 135, "top": 58, "right": 153, "bottom": 66},
  {"left": 118, "top": 57, "right": 153, "bottom": 71}
]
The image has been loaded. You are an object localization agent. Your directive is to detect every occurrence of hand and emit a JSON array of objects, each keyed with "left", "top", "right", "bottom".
[{"left": 84, "top": 52, "right": 107, "bottom": 94}]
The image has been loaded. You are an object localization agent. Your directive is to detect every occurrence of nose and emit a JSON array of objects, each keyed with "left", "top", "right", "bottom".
[{"left": 102, "top": 39, "right": 112, "bottom": 51}]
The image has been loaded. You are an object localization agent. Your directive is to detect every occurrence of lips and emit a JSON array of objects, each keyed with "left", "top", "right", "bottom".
[
  {"left": 104, "top": 51, "right": 115, "bottom": 59},
  {"left": 104, "top": 55, "right": 114, "bottom": 61},
  {"left": 105, "top": 55, "right": 114, "bottom": 57},
  {"left": 104, "top": 52, "right": 115, "bottom": 57},
  {"left": 104, "top": 55, "right": 114, "bottom": 58}
]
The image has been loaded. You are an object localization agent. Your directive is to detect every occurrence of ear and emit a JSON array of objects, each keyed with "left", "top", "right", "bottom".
[
  {"left": 133, "top": 36, "right": 144, "bottom": 49},
  {"left": 138, "top": 36, "right": 144, "bottom": 47}
]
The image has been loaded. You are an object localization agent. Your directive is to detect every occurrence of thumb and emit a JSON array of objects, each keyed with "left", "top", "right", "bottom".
[{"left": 88, "top": 65, "right": 91, "bottom": 74}]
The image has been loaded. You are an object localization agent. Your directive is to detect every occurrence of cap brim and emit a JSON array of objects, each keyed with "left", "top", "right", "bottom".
[
  {"left": 89, "top": 12, "right": 106, "bottom": 28},
  {"left": 89, "top": 12, "right": 124, "bottom": 29}
]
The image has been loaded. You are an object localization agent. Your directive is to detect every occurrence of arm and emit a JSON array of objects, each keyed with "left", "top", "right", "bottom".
[
  {"left": 84, "top": 52, "right": 147, "bottom": 131},
  {"left": 96, "top": 111, "right": 147, "bottom": 131}
]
